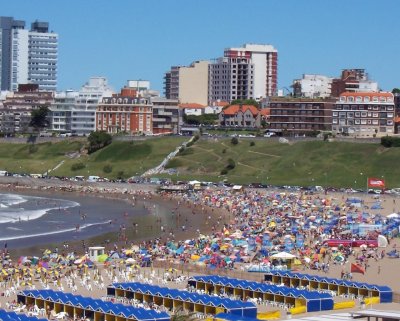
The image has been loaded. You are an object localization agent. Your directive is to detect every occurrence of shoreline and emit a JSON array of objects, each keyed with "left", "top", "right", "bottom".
[{"left": 0, "top": 177, "right": 225, "bottom": 258}]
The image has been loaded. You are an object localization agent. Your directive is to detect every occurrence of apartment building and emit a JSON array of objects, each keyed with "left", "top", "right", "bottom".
[
  {"left": 292, "top": 74, "right": 333, "bottom": 98},
  {"left": 268, "top": 98, "right": 335, "bottom": 134},
  {"left": 96, "top": 85, "right": 152, "bottom": 135},
  {"left": 151, "top": 98, "right": 181, "bottom": 135},
  {"left": 0, "top": 83, "right": 54, "bottom": 134},
  {"left": 332, "top": 92, "right": 395, "bottom": 137},
  {"left": 209, "top": 44, "right": 278, "bottom": 104},
  {"left": 164, "top": 61, "right": 209, "bottom": 106},
  {"left": 0, "top": 17, "right": 58, "bottom": 91},
  {"left": 49, "top": 77, "right": 113, "bottom": 135},
  {"left": 331, "top": 69, "right": 378, "bottom": 98}
]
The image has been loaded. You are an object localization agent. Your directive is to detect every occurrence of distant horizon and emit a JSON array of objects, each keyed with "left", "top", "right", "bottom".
[{"left": 3, "top": 0, "right": 400, "bottom": 94}]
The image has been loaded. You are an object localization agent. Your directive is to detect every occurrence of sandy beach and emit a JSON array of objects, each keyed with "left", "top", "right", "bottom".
[{"left": 0, "top": 176, "right": 399, "bottom": 320}]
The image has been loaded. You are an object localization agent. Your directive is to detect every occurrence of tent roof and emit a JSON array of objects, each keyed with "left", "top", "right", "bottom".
[
  {"left": 20, "top": 290, "right": 170, "bottom": 321},
  {"left": 110, "top": 282, "right": 256, "bottom": 310}
]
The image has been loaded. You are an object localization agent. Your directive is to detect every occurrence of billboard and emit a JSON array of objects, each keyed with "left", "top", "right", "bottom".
[{"left": 368, "top": 178, "right": 385, "bottom": 189}]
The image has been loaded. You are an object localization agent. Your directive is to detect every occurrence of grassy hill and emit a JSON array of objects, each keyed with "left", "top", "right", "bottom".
[
  {"left": 0, "top": 137, "right": 186, "bottom": 178},
  {"left": 0, "top": 137, "right": 398, "bottom": 188},
  {"left": 163, "top": 138, "right": 399, "bottom": 188}
]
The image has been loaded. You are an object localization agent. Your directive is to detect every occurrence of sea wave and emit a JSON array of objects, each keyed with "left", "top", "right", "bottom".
[
  {"left": 0, "top": 221, "right": 111, "bottom": 241},
  {"left": 0, "top": 193, "right": 79, "bottom": 223}
]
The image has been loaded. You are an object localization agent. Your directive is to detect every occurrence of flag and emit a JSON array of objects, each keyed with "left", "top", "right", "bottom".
[
  {"left": 351, "top": 263, "right": 365, "bottom": 274},
  {"left": 368, "top": 178, "right": 385, "bottom": 189}
]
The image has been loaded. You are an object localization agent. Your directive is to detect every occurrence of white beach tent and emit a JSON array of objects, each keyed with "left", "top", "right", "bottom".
[{"left": 270, "top": 251, "right": 296, "bottom": 259}]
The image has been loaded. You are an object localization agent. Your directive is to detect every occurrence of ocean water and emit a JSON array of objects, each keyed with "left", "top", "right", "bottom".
[{"left": 0, "top": 192, "right": 147, "bottom": 248}]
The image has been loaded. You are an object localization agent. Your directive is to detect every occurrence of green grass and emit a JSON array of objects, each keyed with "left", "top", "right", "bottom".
[
  {"left": 51, "top": 137, "right": 187, "bottom": 178},
  {"left": 162, "top": 138, "right": 400, "bottom": 188},
  {"left": 1, "top": 137, "right": 399, "bottom": 188},
  {"left": 0, "top": 141, "right": 84, "bottom": 174}
]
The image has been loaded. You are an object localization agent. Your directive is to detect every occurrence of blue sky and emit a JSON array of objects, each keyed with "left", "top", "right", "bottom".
[{"left": 5, "top": 0, "right": 400, "bottom": 93}]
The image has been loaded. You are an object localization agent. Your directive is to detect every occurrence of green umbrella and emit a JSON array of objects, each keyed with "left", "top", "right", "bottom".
[{"left": 97, "top": 254, "right": 109, "bottom": 263}]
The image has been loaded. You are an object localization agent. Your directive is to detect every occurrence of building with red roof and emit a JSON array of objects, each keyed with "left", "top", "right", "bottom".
[{"left": 219, "top": 104, "right": 265, "bottom": 127}]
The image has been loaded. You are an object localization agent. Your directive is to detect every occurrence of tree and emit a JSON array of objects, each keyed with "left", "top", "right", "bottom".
[
  {"left": 29, "top": 106, "right": 50, "bottom": 133},
  {"left": 229, "top": 99, "right": 259, "bottom": 107},
  {"left": 87, "top": 131, "right": 112, "bottom": 154},
  {"left": 392, "top": 88, "right": 400, "bottom": 94}
]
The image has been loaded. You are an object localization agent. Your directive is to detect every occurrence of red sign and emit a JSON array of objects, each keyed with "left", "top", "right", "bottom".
[{"left": 368, "top": 178, "right": 385, "bottom": 189}]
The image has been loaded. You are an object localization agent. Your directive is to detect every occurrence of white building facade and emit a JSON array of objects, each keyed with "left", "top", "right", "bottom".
[
  {"left": 27, "top": 22, "right": 58, "bottom": 91},
  {"left": 49, "top": 77, "right": 113, "bottom": 135},
  {"left": 0, "top": 18, "right": 58, "bottom": 91},
  {"left": 332, "top": 92, "right": 395, "bottom": 137},
  {"left": 293, "top": 74, "right": 333, "bottom": 98}
]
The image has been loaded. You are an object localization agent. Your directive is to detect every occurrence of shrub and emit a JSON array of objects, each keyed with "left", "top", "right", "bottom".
[
  {"left": 250, "top": 141, "right": 255, "bottom": 146},
  {"left": 220, "top": 168, "right": 228, "bottom": 175},
  {"left": 226, "top": 158, "right": 236, "bottom": 170},
  {"left": 222, "top": 148, "right": 226, "bottom": 154},
  {"left": 231, "top": 137, "right": 239, "bottom": 145},
  {"left": 117, "top": 171, "right": 124, "bottom": 179},
  {"left": 103, "top": 164, "right": 113, "bottom": 173},
  {"left": 88, "top": 131, "right": 112, "bottom": 154},
  {"left": 71, "top": 162, "right": 85, "bottom": 171},
  {"left": 381, "top": 136, "right": 400, "bottom": 147}
]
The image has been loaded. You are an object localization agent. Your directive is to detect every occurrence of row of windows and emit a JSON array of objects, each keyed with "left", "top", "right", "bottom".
[
  {"left": 271, "top": 103, "right": 325, "bottom": 109},
  {"left": 333, "top": 119, "right": 393, "bottom": 126},
  {"left": 333, "top": 111, "right": 394, "bottom": 118},
  {"left": 335, "top": 105, "right": 394, "bottom": 111},
  {"left": 339, "top": 95, "right": 394, "bottom": 103}
]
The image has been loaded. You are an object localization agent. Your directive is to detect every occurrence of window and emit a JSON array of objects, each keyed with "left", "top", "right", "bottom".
[
  {"left": 347, "top": 96, "right": 354, "bottom": 102},
  {"left": 356, "top": 96, "right": 362, "bottom": 102},
  {"left": 355, "top": 112, "right": 360, "bottom": 117},
  {"left": 364, "top": 96, "right": 370, "bottom": 103},
  {"left": 372, "top": 96, "right": 378, "bottom": 102}
]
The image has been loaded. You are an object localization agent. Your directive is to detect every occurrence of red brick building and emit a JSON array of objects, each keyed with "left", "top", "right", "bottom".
[{"left": 96, "top": 87, "right": 152, "bottom": 134}]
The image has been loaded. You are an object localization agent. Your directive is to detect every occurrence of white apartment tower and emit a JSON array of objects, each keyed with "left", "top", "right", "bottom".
[
  {"left": 208, "top": 44, "right": 278, "bottom": 104},
  {"left": 0, "top": 17, "right": 58, "bottom": 91}
]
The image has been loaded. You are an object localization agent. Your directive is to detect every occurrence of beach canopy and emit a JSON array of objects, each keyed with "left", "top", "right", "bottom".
[
  {"left": 270, "top": 252, "right": 296, "bottom": 259},
  {"left": 265, "top": 271, "right": 393, "bottom": 303},
  {"left": 0, "top": 309, "right": 47, "bottom": 321},
  {"left": 109, "top": 282, "right": 257, "bottom": 317},
  {"left": 188, "top": 275, "right": 334, "bottom": 312},
  {"left": 18, "top": 289, "right": 170, "bottom": 321}
]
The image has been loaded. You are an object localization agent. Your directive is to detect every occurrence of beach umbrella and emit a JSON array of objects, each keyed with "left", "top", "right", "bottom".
[
  {"left": 97, "top": 254, "right": 109, "bottom": 263},
  {"left": 125, "top": 258, "right": 136, "bottom": 264},
  {"left": 270, "top": 251, "right": 296, "bottom": 259}
]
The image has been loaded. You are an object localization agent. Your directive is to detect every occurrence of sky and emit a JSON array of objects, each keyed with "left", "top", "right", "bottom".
[{"left": 4, "top": 0, "right": 400, "bottom": 94}]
